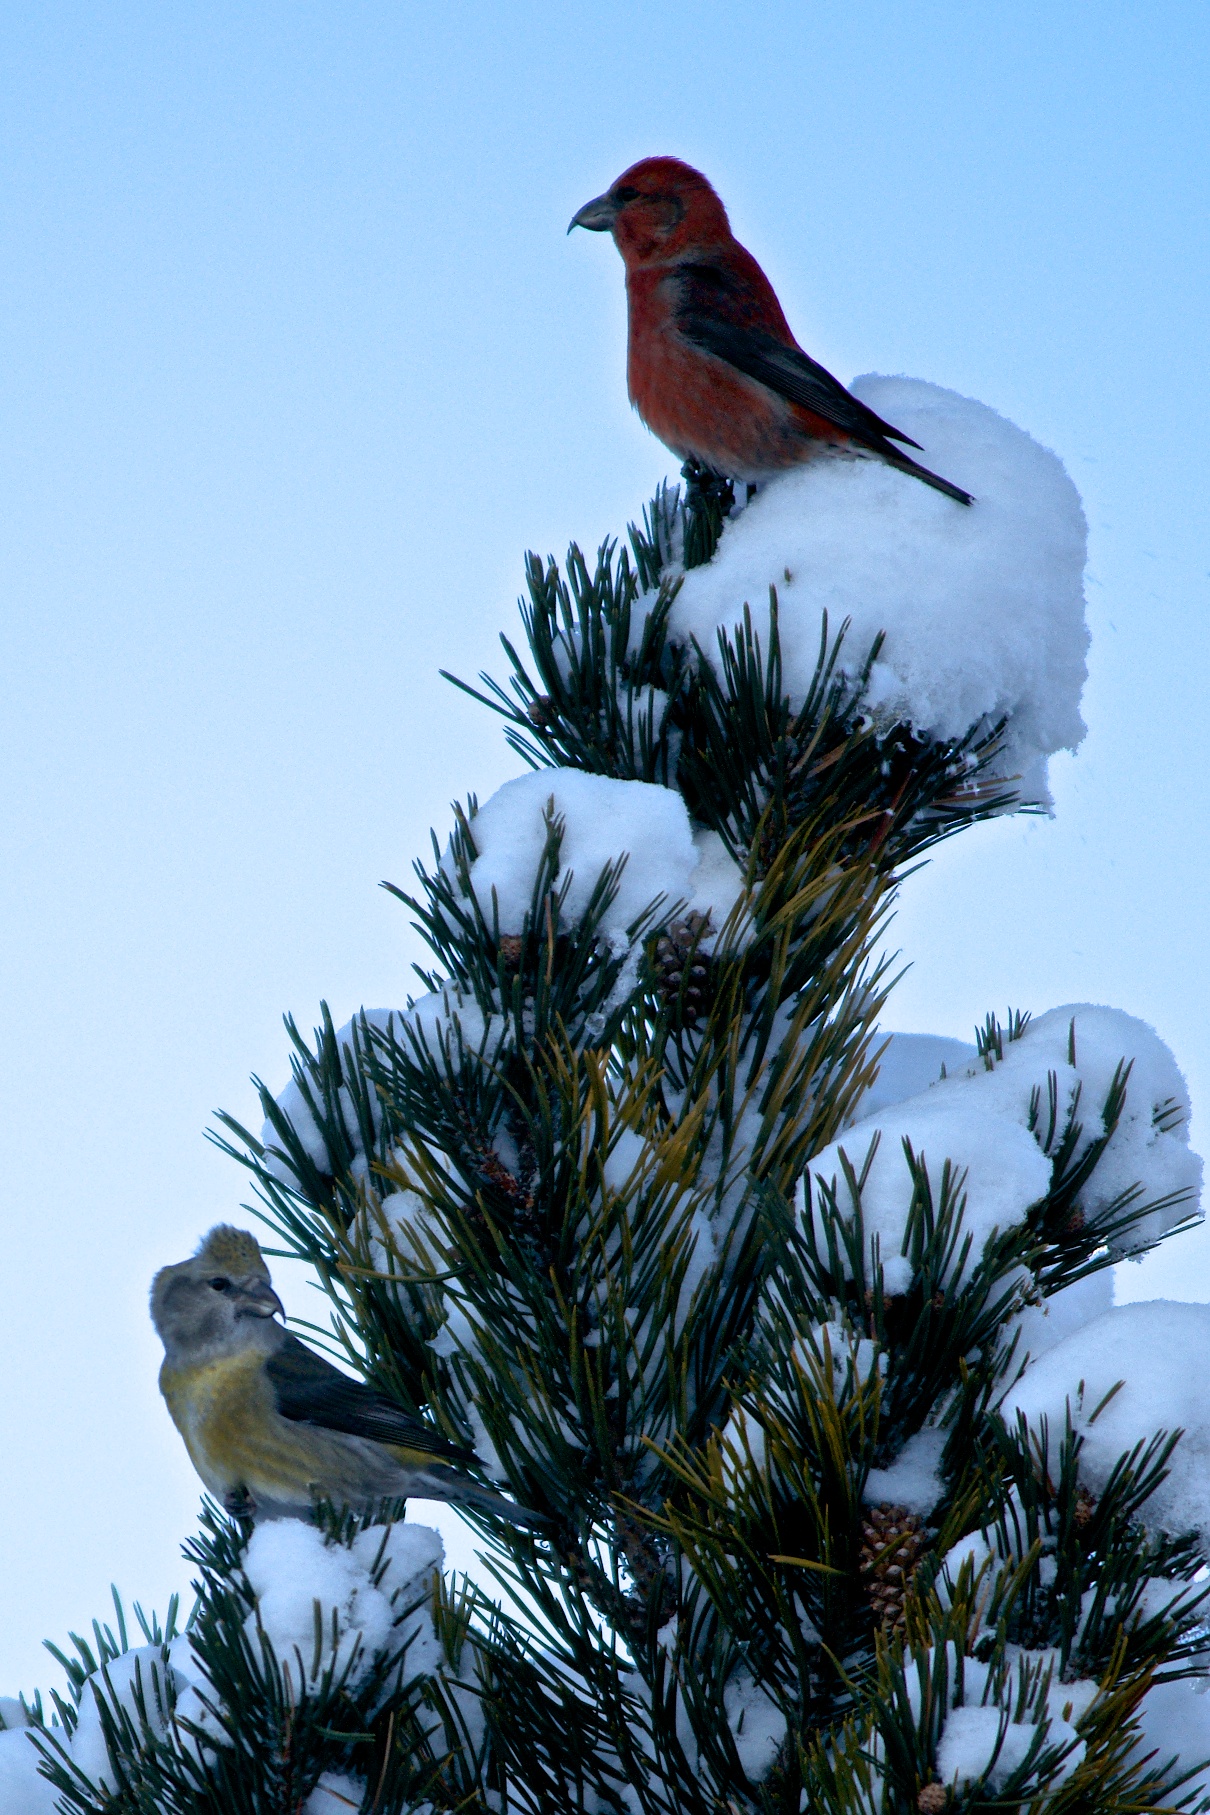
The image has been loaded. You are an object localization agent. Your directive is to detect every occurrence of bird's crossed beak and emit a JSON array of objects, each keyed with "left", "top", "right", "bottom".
[
  {"left": 239, "top": 1278, "right": 285, "bottom": 1320},
  {"left": 568, "top": 191, "right": 619, "bottom": 235}
]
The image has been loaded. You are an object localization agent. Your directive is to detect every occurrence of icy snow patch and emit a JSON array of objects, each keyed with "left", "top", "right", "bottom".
[
  {"left": 461, "top": 768, "right": 743, "bottom": 938},
  {"left": 1002, "top": 1301, "right": 1210, "bottom": 1545},
  {"left": 668, "top": 377, "right": 1088, "bottom": 805}
]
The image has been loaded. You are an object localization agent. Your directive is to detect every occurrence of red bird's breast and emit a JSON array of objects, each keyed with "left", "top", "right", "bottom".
[{"left": 625, "top": 265, "right": 848, "bottom": 482}]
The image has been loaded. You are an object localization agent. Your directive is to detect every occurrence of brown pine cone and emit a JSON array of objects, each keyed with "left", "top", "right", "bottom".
[
  {"left": 653, "top": 911, "right": 714, "bottom": 1025},
  {"left": 860, "top": 1503, "right": 929, "bottom": 1630}
]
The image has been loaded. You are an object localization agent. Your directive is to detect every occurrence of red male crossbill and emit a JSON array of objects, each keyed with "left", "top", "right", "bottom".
[{"left": 571, "top": 156, "right": 972, "bottom": 506}]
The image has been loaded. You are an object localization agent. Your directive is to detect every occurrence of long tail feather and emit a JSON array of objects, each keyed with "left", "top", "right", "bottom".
[
  {"left": 883, "top": 449, "right": 974, "bottom": 505},
  {"left": 413, "top": 1469, "right": 547, "bottom": 1530}
]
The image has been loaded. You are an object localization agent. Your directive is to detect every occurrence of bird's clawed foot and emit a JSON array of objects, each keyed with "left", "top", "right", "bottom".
[
  {"left": 680, "top": 460, "right": 738, "bottom": 566},
  {"left": 225, "top": 1485, "right": 258, "bottom": 1526},
  {"left": 680, "top": 458, "right": 735, "bottom": 519}
]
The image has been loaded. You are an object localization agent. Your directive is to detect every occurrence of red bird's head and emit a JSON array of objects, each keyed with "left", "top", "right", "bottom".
[{"left": 570, "top": 157, "right": 730, "bottom": 267}]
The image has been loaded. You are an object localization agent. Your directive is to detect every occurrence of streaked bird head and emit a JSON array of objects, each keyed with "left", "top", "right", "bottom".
[
  {"left": 569, "top": 156, "right": 729, "bottom": 267},
  {"left": 151, "top": 1225, "right": 285, "bottom": 1359}
]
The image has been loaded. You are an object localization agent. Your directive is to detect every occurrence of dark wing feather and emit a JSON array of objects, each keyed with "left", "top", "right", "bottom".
[
  {"left": 675, "top": 262, "right": 923, "bottom": 452},
  {"left": 266, "top": 1334, "right": 477, "bottom": 1464}
]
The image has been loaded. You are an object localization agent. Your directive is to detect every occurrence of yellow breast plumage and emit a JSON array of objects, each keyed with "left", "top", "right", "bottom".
[{"left": 160, "top": 1351, "right": 311, "bottom": 1500}]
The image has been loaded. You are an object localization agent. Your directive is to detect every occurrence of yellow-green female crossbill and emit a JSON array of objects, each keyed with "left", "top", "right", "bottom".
[{"left": 151, "top": 1225, "right": 535, "bottom": 1526}]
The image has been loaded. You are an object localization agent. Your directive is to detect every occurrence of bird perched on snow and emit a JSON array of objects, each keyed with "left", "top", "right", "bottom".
[
  {"left": 152, "top": 1225, "right": 536, "bottom": 1526},
  {"left": 570, "top": 156, "right": 972, "bottom": 506}
]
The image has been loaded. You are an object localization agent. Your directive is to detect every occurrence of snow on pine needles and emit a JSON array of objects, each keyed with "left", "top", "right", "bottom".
[{"left": 669, "top": 376, "right": 1089, "bottom": 806}]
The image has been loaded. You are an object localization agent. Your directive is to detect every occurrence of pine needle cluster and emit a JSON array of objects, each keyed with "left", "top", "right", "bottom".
[{"left": 24, "top": 481, "right": 1203, "bottom": 1815}]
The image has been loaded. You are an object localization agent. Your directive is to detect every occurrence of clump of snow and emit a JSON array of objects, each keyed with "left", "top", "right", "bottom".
[
  {"left": 164, "top": 1632, "right": 227, "bottom": 1756},
  {"left": 0, "top": 1726, "right": 58, "bottom": 1813},
  {"left": 460, "top": 769, "right": 744, "bottom": 939},
  {"left": 1007, "top": 1270, "right": 1114, "bottom": 1366},
  {"left": 805, "top": 1104, "right": 1051, "bottom": 1295},
  {"left": 262, "top": 1007, "right": 397, "bottom": 1183},
  {"left": 263, "top": 994, "right": 511, "bottom": 1186},
  {"left": 927, "top": 1648, "right": 1091, "bottom": 1793},
  {"left": 803, "top": 1004, "right": 1201, "bottom": 1295},
  {"left": 961, "top": 1006, "right": 1200, "bottom": 1255},
  {"left": 361, "top": 1185, "right": 433, "bottom": 1283},
  {"left": 1002, "top": 1301, "right": 1210, "bottom": 1545},
  {"left": 850, "top": 1032, "right": 977, "bottom": 1124},
  {"left": 668, "top": 377, "right": 1088, "bottom": 805},
  {"left": 935, "top": 1702, "right": 1078, "bottom": 1793},
  {"left": 242, "top": 1519, "right": 444, "bottom": 1696},
  {"left": 398, "top": 986, "right": 511, "bottom": 1081},
  {"left": 864, "top": 1424, "right": 947, "bottom": 1515},
  {"left": 69, "top": 1646, "right": 175, "bottom": 1793}
]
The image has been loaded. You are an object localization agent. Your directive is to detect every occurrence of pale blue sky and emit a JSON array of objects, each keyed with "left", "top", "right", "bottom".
[{"left": 2, "top": 2, "right": 1208, "bottom": 1691}]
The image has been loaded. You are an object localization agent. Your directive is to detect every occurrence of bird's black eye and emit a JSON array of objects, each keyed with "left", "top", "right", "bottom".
[
  {"left": 611, "top": 185, "right": 640, "bottom": 206},
  {"left": 208, "top": 1276, "right": 231, "bottom": 1292}
]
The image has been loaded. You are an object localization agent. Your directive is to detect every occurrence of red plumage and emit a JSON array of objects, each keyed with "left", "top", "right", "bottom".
[{"left": 570, "top": 156, "right": 972, "bottom": 506}]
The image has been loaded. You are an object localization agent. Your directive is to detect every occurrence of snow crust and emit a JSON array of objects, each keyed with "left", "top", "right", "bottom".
[
  {"left": 669, "top": 377, "right": 1089, "bottom": 805},
  {"left": 804, "top": 1006, "right": 1201, "bottom": 1294},
  {"left": 1002, "top": 1301, "right": 1210, "bottom": 1545},
  {"left": 461, "top": 768, "right": 743, "bottom": 938}
]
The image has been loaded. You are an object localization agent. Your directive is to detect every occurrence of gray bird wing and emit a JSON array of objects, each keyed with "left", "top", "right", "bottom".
[
  {"left": 674, "top": 260, "right": 923, "bottom": 452},
  {"left": 265, "top": 1333, "right": 479, "bottom": 1464}
]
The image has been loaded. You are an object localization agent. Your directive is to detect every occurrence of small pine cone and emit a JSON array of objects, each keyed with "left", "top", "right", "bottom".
[
  {"left": 498, "top": 934, "right": 524, "bottom": 969},
  {"left": 654, "top": 912, "right": 714, "bottom": 1023},
  {"left": 1073, "top": 1486, "right": 1096, "bottom": 1528},
  {"left": 526, "top": 695, "right": 555, "bottom": 727},
  {"left": 918, "top": 1783, "right": 948, "bottom": 1814},
  {"left": 1064, "top": 1206, "right": 1087, "bottom": 1235},
  {"left": 860, "top": 1503, "right": 929, "bottom": 1630}
]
